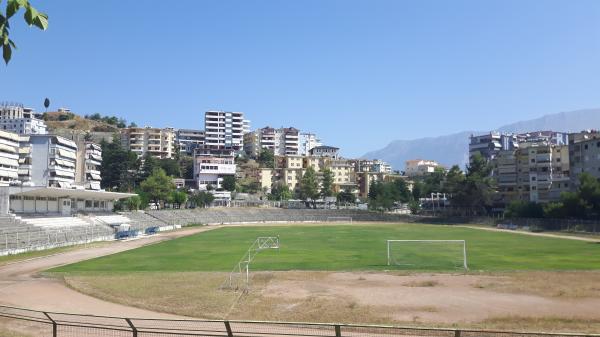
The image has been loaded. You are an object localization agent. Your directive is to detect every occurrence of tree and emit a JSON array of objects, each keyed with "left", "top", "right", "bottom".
[
  {"left": 125, "top": 195, "right": 142, "bottom": 211},
  {"left": 299, "top": 167, "right": 320, "bottom": 207},
  {"left": 337, "top": 189, "right": 355, "bottom": 204},
  {"left": 411, "top": 180, "right": 424, "bottom": 200},
  {"left": 158, "top": 158, "right": 181, "bottom": 177},
  {"left": 505, "top": 200, "right": 544, "bottom": 218},
  {"left": 2, "top": 0, "right": 48, "bottom": 64},
  {"left": 189, "top": 191, "right": 214, "bottom": 208},
  {"left": 100, "top": 134, "right": 140, "bottom": 191},
  {"left": 408, "top": 200, "right": 421, "bottom": 214},
  {"left": 269, "top": 183, "right": 293, "bottom": 201},
  {"left": 320, "top": 169, "right": 334, "bottom": 197},
  {"left": 222, "top": 175, "right": 236, "bottom": 192},
  {"left": 179, "top": 155, "right": 194, "bottom": 180},
  {"left": 170, "top": 190, "right": 188, "bottom": 209},
  {"left": 449, "top": 154, "right": 495, "bottom": 213},
  {"left": 43, "top": 97, "right": 49, "bottom": 111},
  {"left": 140, "top": 168, "right": 175, "bottom": 209},
  {"left": 139, "top": 153, "right": 159, "bottom": 181},
  {"left": 257, "top": 149, "right": 275, "bottom": 168}
]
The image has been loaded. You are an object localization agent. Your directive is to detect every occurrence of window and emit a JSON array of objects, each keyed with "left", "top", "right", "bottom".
[
  {"left": 93, "top": 201, "right": 100, "bottom": 208},
  {"left": 85, "top": 200, "right": 93, "bottom": 208}
]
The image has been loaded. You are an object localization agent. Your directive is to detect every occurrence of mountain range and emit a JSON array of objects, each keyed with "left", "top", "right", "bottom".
[{"left": 362, "top": 108, "right": 600, "bottom": 170}]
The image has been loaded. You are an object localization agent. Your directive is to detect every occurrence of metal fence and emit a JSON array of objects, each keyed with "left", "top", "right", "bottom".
[{"left": 0, "top": 305, "right": 597, "bottom": 337}]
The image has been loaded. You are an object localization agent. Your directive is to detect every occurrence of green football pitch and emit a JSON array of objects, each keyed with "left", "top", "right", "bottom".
[{"left": 52, "top": 224, "right": 600, "bottom": 273}]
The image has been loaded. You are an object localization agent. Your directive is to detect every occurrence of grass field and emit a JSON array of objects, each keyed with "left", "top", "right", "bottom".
[{"left": 51, "top": 223, "right": 600, "bottom": 273}]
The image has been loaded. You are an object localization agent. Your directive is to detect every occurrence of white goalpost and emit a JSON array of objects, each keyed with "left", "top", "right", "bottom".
[
  {"left": 221, "top": 236, "right": 280, "bottom": 292},
  {"left": 326, "top": 216, "right": 353, "bottom": 223},
  {"left": 386, "top": 240, "right": 468, "bottom": 271}
]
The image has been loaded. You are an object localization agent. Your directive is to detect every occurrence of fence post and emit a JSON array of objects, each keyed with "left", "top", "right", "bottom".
[
  {"left": 334, "top": 324, "right": 342, "bottom": 337},
  {"left": 454, "top": 329, "right": 461, "bottom": 337},
  {"left": 43, "top": 312, "right": 57, "bottom": 337},
  {"left": 224, "top": 321, "right": 234, "bottom": 337},
  {"left": 125, "top": 318, "right": 137, "bottom": 337}
]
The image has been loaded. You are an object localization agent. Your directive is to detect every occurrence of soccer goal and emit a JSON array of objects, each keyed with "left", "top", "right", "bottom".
[
  {"left": 221, "top": 236, "right": 280, "bottom": 292},
  {"left": 387, "top": 240, "right": 468, "bottom": 271},
  {"left": 326, "top": 216, "right": 353, "bottom": 223}
]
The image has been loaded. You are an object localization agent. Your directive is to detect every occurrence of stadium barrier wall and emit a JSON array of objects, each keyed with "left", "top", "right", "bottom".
[{"left": 0, "top": 305, "right": 597, "bottom": 337}]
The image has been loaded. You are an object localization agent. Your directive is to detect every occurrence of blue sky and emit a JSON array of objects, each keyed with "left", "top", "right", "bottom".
[{"left": 2, "top": 0, "right": 600, "bottom": 157}]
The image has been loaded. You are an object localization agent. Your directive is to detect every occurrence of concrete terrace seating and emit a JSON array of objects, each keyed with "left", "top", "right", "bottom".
[
  {"left": 121, "top": 211, "right": 167, "bottom": 231},
  {"left": 143, "top": 208, "right": 413, "bottom": 226},
  {"left": 0, "top": 214, "right": 115, "bottom": 255}
]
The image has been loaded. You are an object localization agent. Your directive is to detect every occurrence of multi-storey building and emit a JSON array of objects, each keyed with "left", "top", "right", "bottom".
[
  {"left": 309, "top": 145, "right": 340, "bottom": 158},
  {"left": 0, "top": 130, "right": 19, "bottom": 186},
  {"left": 404, "top": 159, "right": 441, "bottom": 177},
  {"left": 0, "top": 103, "right": 47, "bottom": 135},
  {"left": 492, "top": 141, "right": 570, "bottom": 204},
  {"left": 121, "top": 126, "right": 175, "bottom": 159},
  {"left": 568, "top": 130, "right": 600, "bottom": 188},
  {"left": 517, "top": 131, "right": 569, "bottom": 146},
  {"left": 193, "top": 148, "right": 236, "bottom": 190},
  {"left": 26, "top": 135, "right": 78, "bottom": 188},
  {"left": 469, "top": 132, "right": 519, "bottom": 163},
  {"left": 75, "top": 142, "right": 102, "bottom": 190},
  {"left": 244, "top": 126, "right": 300, "bottom": 157},
  {"left": 203, "top": 111, "right": 246, "bottom": 152},
  {"left": 17, "top": 135, "right": 33, "bottom": 186},
  {"left": 176, "top": 129, "right": 205, "bottom": 155},
  {"left": 298, "top": 132, "right": 322, "bottom": 156}
]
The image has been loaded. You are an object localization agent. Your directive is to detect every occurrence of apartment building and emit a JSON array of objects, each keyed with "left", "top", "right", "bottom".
[
  {"left": 298, "top": 132, "right": 322, "bottom": 156},
  {"left": 26, "top": 135, "right": 78, "bottom": 188},
  {"left": 568, "top": 130, "right": 600, "bottom": 188},
  {"left": 193, "top": 148, "right": 236, "bottom": 190},
  {"left": 203, "top": 111, "right": 246, "bottom": 152},
  {"left": 0, "top": 103, "right": 47, "bottom": 135},
  {"left": 404, "top": 159, "right": 441, "bottom": 177},
  {"left": 121, "top": 126, "right": 175, "bottom": 159},
  {"left": 469, "top": 132, "right": 519, "bottom": 162},
  {"left": 75, "top": 142, "right": 102, "bottom": 190},
  {"left": 492, "top": 141, "right": 570, "bottom": 204},
  {"left": 518, "top": 131, "right": 569, "bottom": 146},
  {"left": 309, "top": 145, "right": 340, "bottom": 158},
  {"left": 176, "top": 129, "right": 205, "bottom": 155},
  {"left": 0, "top": 130, "right": 19, "bottom": 186},
  {"left": 17, "top": 136, "right": 32, "bottom": 186},
  {"left": 329, "top": 159, "right": 357, "bottom": 193},
  {"left": 244, "top": 126, "right": 300, "bottom": 157},
  {"left": 354, "top": 159, "right": 392, "bottom": 174}
]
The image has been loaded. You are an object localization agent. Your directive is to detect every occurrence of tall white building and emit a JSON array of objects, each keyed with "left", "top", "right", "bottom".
[
  {"left": 299, "top": 132, "right": 322, "bottom": 156},
  {"left": 203, "top": 111, "right": 247, "bottom": 152},
  {"left": 0, "top": 102, "right": 47, "bottom": 135},
  {"left": 27, "top": 135, "right": 78, "bottom": 188},
  {"left": 121, "top": 126, "right": 176, "bottom": 159},
  {"left": 0, "top": 130, "right": 19, "bottom": 186},
  {"left": 244, "top": 126, "right": 300, "bottom": 156}
]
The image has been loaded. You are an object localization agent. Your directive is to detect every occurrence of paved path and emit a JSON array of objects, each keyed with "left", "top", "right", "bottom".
[{"left": 0, "top": 226, "right": 219, "bottom": 318}]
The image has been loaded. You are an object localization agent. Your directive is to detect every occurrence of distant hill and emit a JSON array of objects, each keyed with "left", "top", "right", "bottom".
[
  {"left": 44, "top": 111, "right": 122, "bottom": 133},
  {"left": 362, "top": 108, "right": 600, "bottom": 170}
]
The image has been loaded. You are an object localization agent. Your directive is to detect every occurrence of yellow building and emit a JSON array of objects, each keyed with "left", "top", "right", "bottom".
[{"left": 121, "top": 127, "right": 175, "bottom": 159}]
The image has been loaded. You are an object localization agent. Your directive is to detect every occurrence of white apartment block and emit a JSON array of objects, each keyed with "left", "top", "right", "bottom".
[
  {"left": 204, "top": 111, "right": 246, "bottom": 152},
  {"left": 244, "top": 126, "right": 300, "bottom": 157},
  {"left": 27, "top": 135, "right": 78, "bottom": 188},
  {"left": 76, "top": 142, "right": 102, "bottom": 190},
  {"left": 0, "top": 130, "right": 19, "bottom": 186},
  {"left": 355, "top": 159, "right": 392, "bottom": 173},
  {"left": 0, "top": 103, "right": 47, "bottom": 135},
  {"left": 121, "top": 127, "right": 175, "bottom": 159},
  {"left": 17, "top": 135, "right": 33, "bottom": 186},
  {"left": 193, "top": 150, "right": 236, "bottom": 190},
  {"left": 298, "top": 132, "right": 322, "bottom": 156},
  {"left": 404, "top": 159, "right": 442, "bottom": 177}
]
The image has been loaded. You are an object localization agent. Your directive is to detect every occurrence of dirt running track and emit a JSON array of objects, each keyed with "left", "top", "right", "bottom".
[{"left": 0, "top": 226, "right": 217, "bottom": 318}]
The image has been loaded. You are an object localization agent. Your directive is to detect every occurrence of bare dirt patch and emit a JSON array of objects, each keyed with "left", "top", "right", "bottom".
[{"left": 62, "top": 270, "right": 600, "bottom": 332}]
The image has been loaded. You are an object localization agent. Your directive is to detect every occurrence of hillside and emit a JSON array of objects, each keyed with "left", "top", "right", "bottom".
[
  {"left": 44, "top": 111, "right": 121, "bottom": 133},
  {"left": 363, "top": 108, "right": 600, "bottom": 170}
]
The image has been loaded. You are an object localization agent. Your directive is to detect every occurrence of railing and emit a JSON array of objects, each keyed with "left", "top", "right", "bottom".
[{"left": 0, "top": 305, "right": 597, "bottom": 337}]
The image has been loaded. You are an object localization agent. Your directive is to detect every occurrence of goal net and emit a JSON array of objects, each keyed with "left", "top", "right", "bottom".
[
  {"left": 387, "top": 240, "right": 468, "bottom": 271},
  {"left": 221, "top": 236, "right": 280, "bottom": 292},
  {"left": 326, "top": 216, "right": 353, "bottom": 223}
]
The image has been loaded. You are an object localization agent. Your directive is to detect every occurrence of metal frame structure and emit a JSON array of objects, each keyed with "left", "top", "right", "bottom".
[
  {"left": 0, "top": 304, "right": 595, "bottom": 337},
  {"left": 221, "top": 236, "right": 280, "bottom": 291},
  {"left": 386, "top": 239, "right": 468, "bottom": 270}
]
